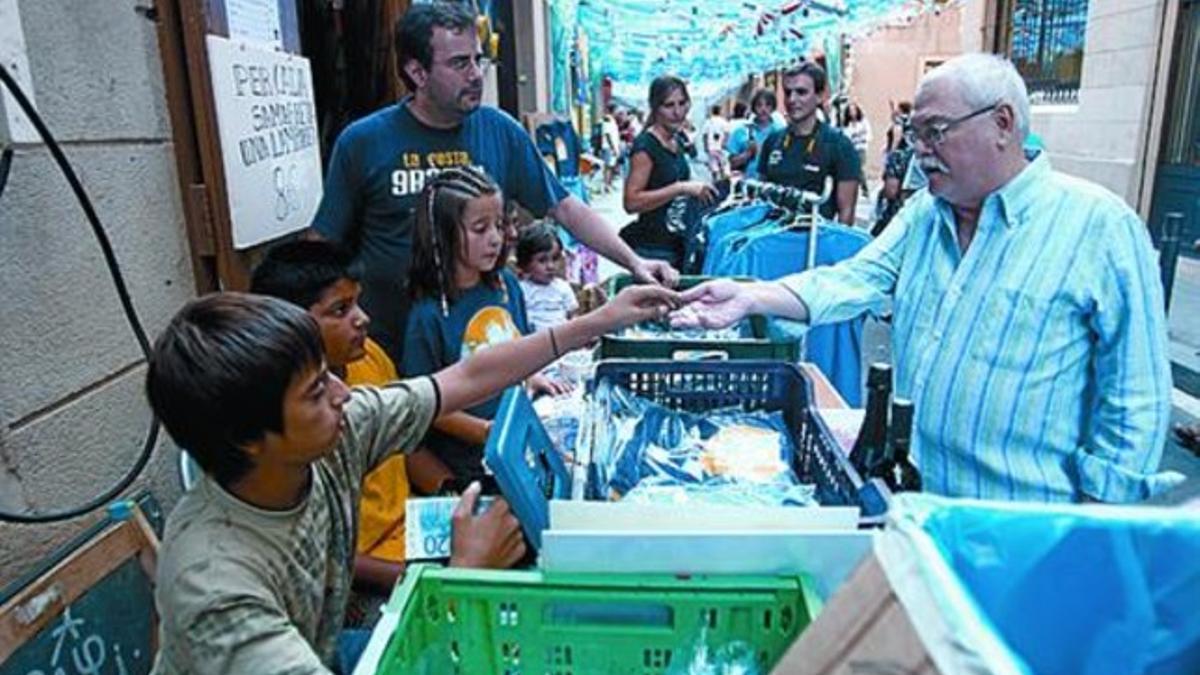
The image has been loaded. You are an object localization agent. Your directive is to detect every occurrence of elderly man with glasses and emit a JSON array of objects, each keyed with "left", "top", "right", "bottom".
[{"left": 673, "top": 53, "right": 1178, "bottom": 504}]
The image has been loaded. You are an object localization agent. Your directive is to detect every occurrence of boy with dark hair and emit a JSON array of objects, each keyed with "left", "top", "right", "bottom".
[
  {"left": 250, "top": 240, "right": 411, "bottom": 607},
  {"left": 147, "top": 283, "right": 676, "bottom": 673}
]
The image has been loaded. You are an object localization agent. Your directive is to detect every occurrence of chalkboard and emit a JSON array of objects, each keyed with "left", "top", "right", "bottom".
[{"left": 0, "top": 499, "right": 161, "bottom": 675}]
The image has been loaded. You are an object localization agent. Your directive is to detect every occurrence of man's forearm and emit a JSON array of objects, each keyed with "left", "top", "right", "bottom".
[
  {"left": 547, "top": 195, "right": 640, "bottom": 269},
  {"left": 750, "top": 281, "right": 810, "bottom": 323},
  {"left": 836, "top": 180, "right": 858, "bottom": 225}
]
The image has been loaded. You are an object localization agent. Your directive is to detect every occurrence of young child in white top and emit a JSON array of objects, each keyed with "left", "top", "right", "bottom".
[{"left": 516, "top": 223, "right": 578, "bottom": 333}]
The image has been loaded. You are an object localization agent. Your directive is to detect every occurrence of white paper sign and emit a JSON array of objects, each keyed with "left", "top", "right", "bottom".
[
  {"left": 206, "top": 35, "right": 321, "bottom": 249},
  {"left": 225, "top": 0, "right": 283, "bottom": 51}
]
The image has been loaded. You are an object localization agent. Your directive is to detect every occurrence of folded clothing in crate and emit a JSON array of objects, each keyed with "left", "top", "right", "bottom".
[
  {"left": 587, "top": 360, "right": 892, "bottom": 521},
  {"left": 591, "top": 381, "right": 816, "bottom": 507},
  {"left": 616, "top": 319, "right": 749, "bottom": 342}
]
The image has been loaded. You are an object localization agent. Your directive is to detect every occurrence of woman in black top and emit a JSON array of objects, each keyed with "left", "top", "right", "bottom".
[{"left": 621, "top": 75, "right": 717, "bottom": 268}]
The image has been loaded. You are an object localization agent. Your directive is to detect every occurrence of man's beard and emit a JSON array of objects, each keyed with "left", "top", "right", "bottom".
[{"left": 458, "top": 87, "right": 483, "bottom": 112}]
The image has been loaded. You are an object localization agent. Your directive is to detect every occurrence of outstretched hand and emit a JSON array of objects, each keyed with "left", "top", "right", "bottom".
[
  {"left": 680, "top": 180, "right": 720, "bottom": 205},
  {"left": 529, "top": 373, "right": 573, "bottom": 397},
  {"left": 598, "top": 284, "right": 681, "bottom": 332},
  {"left": 670, "top": 279, "right": 754, "bottom": 330},
  {"left": 631, "top": 257, "right": 680, "bottom": 288}
]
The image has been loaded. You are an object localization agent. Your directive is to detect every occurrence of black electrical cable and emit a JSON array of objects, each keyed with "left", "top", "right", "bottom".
[{"left": 0, "top": 63, "right": 161, "bottom": 524}]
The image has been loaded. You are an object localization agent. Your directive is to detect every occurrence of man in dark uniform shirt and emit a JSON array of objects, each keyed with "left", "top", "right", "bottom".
[{"left": 758, "top": 62, "right": 861, "bottom": 224}]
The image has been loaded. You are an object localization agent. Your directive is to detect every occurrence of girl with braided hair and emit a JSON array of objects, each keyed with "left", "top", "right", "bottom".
[{"left": 403, "top": 166, "right": 570, "bottom": 481}]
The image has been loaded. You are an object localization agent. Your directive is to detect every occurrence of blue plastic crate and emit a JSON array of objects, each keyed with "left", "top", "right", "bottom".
[
  {"left": 589, "top": 360, "right": 889, "bottom": 522},
  {"left": 482, "top": 387, "right": 572, "bottom": 550},
  {"left": 483, "top": 363, "right": 890, "bottom": 553}
]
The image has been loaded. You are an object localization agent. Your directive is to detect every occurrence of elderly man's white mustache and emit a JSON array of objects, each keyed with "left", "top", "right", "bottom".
[{"left": 918, "top": 156, "right": 950, "bottom": 174}]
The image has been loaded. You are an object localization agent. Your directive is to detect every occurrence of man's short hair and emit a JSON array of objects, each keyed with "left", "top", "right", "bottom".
[
  {"left": 918, "top": 53, "right": 1030, "bottom": 140},
  {"left": 250, "top": 240, "right": 359, "bottom": 310},
  {"left": 146, "top": 293, "right": 324, "bottom": 487},
  {"left": 782, "top": 61, "right": 828, "bottom": 94},
  {"left": 732, "top": 101, "right": 748, "bottom": 119},
  {"left": 516, "top": 222, "right": 561, "bottom": 268},
  {"left": 395, "top": 2, "right": 477, "bottom": 91},
  {"left": 750, "top": 88, "right": 777, "bottom": 111},
  {"left": 710, "top": 104, "right": 722, "bottom": 115}
]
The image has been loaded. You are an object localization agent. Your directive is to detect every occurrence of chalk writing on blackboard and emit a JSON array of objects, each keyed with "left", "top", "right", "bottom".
[{"left": 6, "top": 557, "right": 156, "bottom": 675}]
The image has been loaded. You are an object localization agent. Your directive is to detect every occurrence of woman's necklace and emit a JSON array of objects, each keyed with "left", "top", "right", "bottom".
[{"left": 651, "top": 124, "right": 677, "bottom": 153}]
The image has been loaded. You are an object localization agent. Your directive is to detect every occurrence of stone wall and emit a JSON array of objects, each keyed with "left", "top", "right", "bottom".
[{"left": 0, "top": 0, "right": 194, "bottom": 587}]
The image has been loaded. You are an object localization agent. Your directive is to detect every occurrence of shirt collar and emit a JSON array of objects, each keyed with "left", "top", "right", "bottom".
[
  {"left": 931, "top": 148, "right": 1049, "bottom": 231},
  {"left": 992, "top": 148, "right": 1049, "bottom": 227}
]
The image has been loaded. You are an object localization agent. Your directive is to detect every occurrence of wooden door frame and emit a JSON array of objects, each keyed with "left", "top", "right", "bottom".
[
  {"left": 153, "top": 0, "right": 221, "bottom": 293},
  {"left": 1135, "top": 0, "right": 1183, "bottom": 220},
  {"left": 153, "top": 0, "right": 307, "bottom": 292}
]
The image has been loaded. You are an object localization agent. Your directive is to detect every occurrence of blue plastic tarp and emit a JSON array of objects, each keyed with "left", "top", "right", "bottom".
[{"left": 884, "top": 495, "right": 1200, "bottom": 675}]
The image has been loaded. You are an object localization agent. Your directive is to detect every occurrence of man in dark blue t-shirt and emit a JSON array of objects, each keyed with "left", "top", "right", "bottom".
[
  {"left": 309, "top": 3, "right": 676, "bottom": 364},
  {"left": 758, "top": 62, "right": 860, "bottom": 224}
]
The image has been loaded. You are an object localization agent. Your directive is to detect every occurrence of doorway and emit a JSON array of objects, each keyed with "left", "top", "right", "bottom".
[{"left": 1149, "top": 0, "right": 1200, "bottom": 258}]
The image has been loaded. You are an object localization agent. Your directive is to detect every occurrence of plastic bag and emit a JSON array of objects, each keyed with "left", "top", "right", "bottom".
[
  {"left": 589, "top": 383, "right": 810, "bottom": 507},
  {"left": 532, "top": 387, "right": 587, "bottom": 463},
  {"left": 617, "top": 318, "right": 750, "bottom": 342},
  {"left": 668, "top": 628, "right": 762, "bottom": 675},
  {"left": 623, "top": 482, "right": 817, "bottom": 508},
  {"left": 885, "top": 494, "right": 1200, "bottom": 675}
]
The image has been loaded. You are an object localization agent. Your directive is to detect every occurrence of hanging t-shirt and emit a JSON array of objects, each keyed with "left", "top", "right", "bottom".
[
  {"left": 535, "top": 119, "right": 583, "bottom": 178},
  {"left": 757, "top": 122, "right": 861, "bottom": 220},
  {"left": 709, "top": 222, "right": 871, "bottom": 406},
  {"left": 312, "top": 100, "right": 567, "bottom": 364},
  {"left": 620, "top": 129, "right": 691, "bottom": 252},
  {"left": 402, "top": 269, "right": 531, "bottom": 477}
]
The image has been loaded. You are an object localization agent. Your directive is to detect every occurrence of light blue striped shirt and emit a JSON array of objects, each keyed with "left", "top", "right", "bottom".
[{"left": 783, "top": 153, "right": 1177, "bottom": 503}]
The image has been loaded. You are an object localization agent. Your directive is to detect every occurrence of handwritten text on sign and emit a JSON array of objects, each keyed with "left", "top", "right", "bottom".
[{"left": 206, "top": 36, "right": 322, "bottom": 249}]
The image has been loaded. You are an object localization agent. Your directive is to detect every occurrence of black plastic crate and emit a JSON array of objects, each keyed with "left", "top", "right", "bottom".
[{"left": 591, "top": 360, "right": 890, "bottom": 523}]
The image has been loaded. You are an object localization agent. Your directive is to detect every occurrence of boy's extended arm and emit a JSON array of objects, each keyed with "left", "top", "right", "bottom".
[{"left": 433, "top": 286, "right": 675, "bottom": 415}]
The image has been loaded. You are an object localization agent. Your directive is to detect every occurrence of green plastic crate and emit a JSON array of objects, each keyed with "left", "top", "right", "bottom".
[
  {"left": 600, "top": 274, "right": 801, "bottom": 361},
  {"left": 373, "top": 564, "right": 820, "bottom": 674}
]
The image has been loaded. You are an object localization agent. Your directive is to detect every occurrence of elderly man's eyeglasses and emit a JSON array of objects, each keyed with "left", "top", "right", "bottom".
[{"left": 912, "top": 103, "right": 999, "bottom": 146}]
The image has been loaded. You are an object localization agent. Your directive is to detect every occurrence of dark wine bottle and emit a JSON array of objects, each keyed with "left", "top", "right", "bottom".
[
  {"left": 871, "top": 398, "right": 920, "bottom": 492},
  {"left": 849, "top": 362, "right": 892, "bottom": 478}
]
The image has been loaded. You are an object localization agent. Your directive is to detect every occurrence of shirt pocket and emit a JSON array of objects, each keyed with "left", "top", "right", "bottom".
[{"left": 968, "top": 287, "right": 1058, "bottom": 372}]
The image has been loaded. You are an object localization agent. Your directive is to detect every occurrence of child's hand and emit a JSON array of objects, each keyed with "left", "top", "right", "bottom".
[
  {"left": 529, "top": 374, "right": 572, "bottom": 397},
  {"left": 597, "top": 285, "right": 680, "bottom": 332},
  {"left": 449, "top": 482, "right": 526, "bottom": 569}
]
